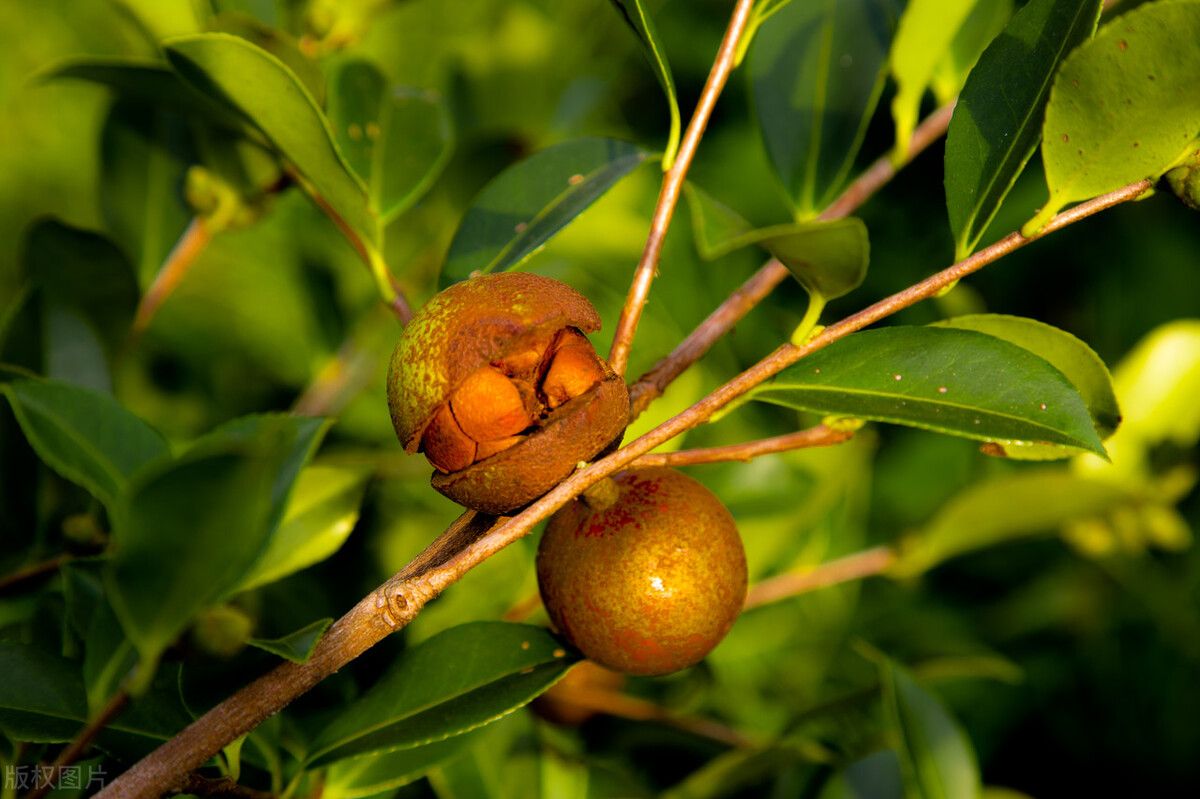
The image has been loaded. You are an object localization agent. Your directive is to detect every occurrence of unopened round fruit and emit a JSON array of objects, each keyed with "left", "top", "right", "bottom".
[
  {"left": 536, "top": 467, "right": 747, "bottom": 676},
  {"left": 387, "top": 272, "right": 629, "bottom": 514}
]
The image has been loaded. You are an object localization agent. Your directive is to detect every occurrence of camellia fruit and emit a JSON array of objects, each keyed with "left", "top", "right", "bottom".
[
  {"left": 387, "top": 272, "right": 629, "bottom": 514},
  {"left": 536, "top": 467, "right": 747, "bottom": 676}
]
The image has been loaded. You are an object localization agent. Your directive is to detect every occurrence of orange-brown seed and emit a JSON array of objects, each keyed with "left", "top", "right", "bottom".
[
  {"left": 542, "top": 329, "right": 605, "bottom": 409},
  {"left": 475, "top": 434, "right": 525, "bottom": 461},
  {"left": 450, "top": 365, "right": 532, "bottom": 442},
  {"left": 421, "top": 404, "right": 477, "bottom": 474}
]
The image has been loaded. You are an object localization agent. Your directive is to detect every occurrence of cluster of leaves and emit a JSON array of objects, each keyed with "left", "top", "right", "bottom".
[{"left": 1, "top": 0, "right": 1200, "bottom": 797}]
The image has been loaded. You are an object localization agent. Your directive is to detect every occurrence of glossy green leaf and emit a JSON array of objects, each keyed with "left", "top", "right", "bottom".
[
  {"left": 236, "top": 463, "right": 369, "bottom": 592},
  {"left": 936, "top": 313, "right": 1120, "bottom": 448},
  {"left": 684, "top": 184, "right": 869, "bottom": 300},
  {"left": 163, "top": 34, "right": 378, "bottom": 249},
  {"left": 751, "top": 0, "right": 899, "bottom": 217},
  {"left": 0, "top": 644, "right": 88, "bottom": 743},
  {"left": 247, "top": 617, "right": 332, "bottom": 663},
  {"left": 2, "top": 378, "right": 168, "bottom": 509},
  {"left": 890, "top": 469, "right": 1129, "bottom": 576},
  {"left": 880, "top": 660, "right": 981, "bottom": 799},
  {"left": 207, "top": 11, "right": 325, "bottom": 104},
  {"left": 749, "top": 327, "right": 1106, "bottom": 456},
  {"left": 22, "top": 219, "right": 140, "bottom": 359},
  {"left": 1025, "top": 1, "right": 1200, "bottom": 232},
  {"left": 187, "top": 414, "right": 333, "bottom": 549},
  {"left": 608, "top": 0, "right": 681, "bottom": 170},
  {"left": 929, "top": 0, "right": 1012, "bottom": 105},
  {"left": 41, "top": 57, "right": 248, "bottom": 131},
  {"left": 946, "top": 0, "right": 1102, "bottom": 259},
  {"left": 307, "top": 622, "right": 577, "bottom": 766},
  {"left": 441, "top": 138, "right": 653, "bottom": 286},
  {"left": 326, "top": 732, "right": 482, "bottom": 799},
  {"left": 106, "top": 438, "right": 289, "bottom": 675},
  {"left": 890, "top": 0, "right": 983, "bottom": 158},
  {"left": 329, "top": 59, "right": 454, "bottom": 225}
]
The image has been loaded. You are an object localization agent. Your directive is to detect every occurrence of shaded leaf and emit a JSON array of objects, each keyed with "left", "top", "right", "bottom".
[
  {"left": 247, "top": 617, "right": 332, "bottom": 663},
  {"left": 329, "top": 59, "right": 454, "bottom": 225},
  {"left": 441, "top": 138, "right": 653, "bottom": 286},
  {"left": 63, "top": 561, "right": 139, "bottom": 713},
  {"left": 100, "top": 99, "right": 196, "bottom": 287},
  {"left": 684, "top": 184, "right": 869, "bottom": 300},
  {"left": 749, "top": 327, "right": 1106, "bottom": 456},
  {"left": 946, "top": 0, "right": 1102, "bottom": 259},
  {"left": 308, "top": 622, "right": 577, "bottom": 766},
  {"left": 1025, "top": 1, "right": 1200, "bottom": 232},
  {"left": 816, "top": 749, "right": 903, "bottom": 799},
  {"left": 936, "top": 313, "right": 1120, "bottom": 445},
  {"left": 890, "top": 0, "right": 983, "bottom": 158},
  {"left": 608, "top": 0, "right": 681, "bottom": 169},
  {"left": 427, "top": 712, "right": 543, "bottom": 799},
  {"left": 2, "top": 378, "right": 168, "bottom": 510},
  {"left": 751, "top": 0, "right": 899, "bottom": 217},
  {"left": 106, "top": 435, "right": 293, "bottom": 675},
  {"left": 236, "top": 463, "right": 369, "bottom": 593},
  {"left": 326, "top": 732, "right": 481, "bottom": 799},
  {"left": 880, "top": 660, "right": 981, "bottom": 799},
  {"left": 0, "top": 644, "right": 88, "bottom": 743},
  {"left": 890, "top": 469, "right": 1129, "bottom": 576},
  {"left": 163, "top": 34, "right": 378, "bottom": 250},
  {"left": 21, "top": 219, "right": 140, "bottom": 360}
]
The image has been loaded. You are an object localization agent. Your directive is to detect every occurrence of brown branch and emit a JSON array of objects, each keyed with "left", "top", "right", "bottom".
[
  {"left": 628, "top": 102, "right": 956, "bottom": 418},
  {"left": 628, "top": 425, "right": 853, "bottom": 469},
  {"left": 743, "top": 546, "right": 896, "bottom": 610},
  {"left": 98, "top": 135, "right": 1155, "bottom": 799},
  {"left": 130, "top": 218, "right": 211, "bottom": 341},
  {"left": 607, "top": 0, "right": 757, "bottom": 378},
  {"left": 0, "top": 553, "right": 71, "bottom": 593},
  {"left": 24, "top": 691, "right": 130, "bottom": 799}
]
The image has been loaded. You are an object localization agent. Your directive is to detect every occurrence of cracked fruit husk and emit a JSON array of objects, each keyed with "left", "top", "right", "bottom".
[
  {"left": 387, "top": 272, "right": 630, "bottom": 514},
  {"left": 536, "top": 467, "right": 747, "bottom": 676}
]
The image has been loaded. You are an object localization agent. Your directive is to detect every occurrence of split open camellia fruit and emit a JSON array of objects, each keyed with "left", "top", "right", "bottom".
[{"left": 387, "top": 272, "right": 629, "bottom": 514}]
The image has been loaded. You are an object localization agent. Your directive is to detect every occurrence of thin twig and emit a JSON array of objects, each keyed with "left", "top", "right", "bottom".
[
  {"left": 130, "top": 218, "right": 211, "bottom": 341},
  {"left": 743, "top": 546, "right": 896, "bottom": 610},
  {"left": 607, "top": 0, "right": 757, "bottom": 378},
  {"left": 628, "top": 102, "right": 956, "bottom": 419},
  {"left": 628, "top": 425, "right": 853, "bottom": 468},
  {"left": 24, "top": 691, "right": 130, "bottom": 799},
  {"left": 0, "top": 553, "right": 71, "bottom": 593}
]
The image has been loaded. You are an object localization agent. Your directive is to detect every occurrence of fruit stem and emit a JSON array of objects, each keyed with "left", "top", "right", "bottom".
[{"left": 579, "top": 475, "right": 620, "bottom": 511}]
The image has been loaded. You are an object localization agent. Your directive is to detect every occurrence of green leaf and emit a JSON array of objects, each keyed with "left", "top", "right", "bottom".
[
  {"left": 935, "top": 314, "right": 1120, "bottom": 451},
  {"left": 325, "top": 732, "right": 481, "bottom": 799},
  {"left": 63, "top": 561, "right": 139, "bottom": 713},
  {"left": 106, "top": 437, "right": 291, "bottom": 675},
  {"left": 441, "top": 138, "right": 653, "bottom": 286},
  {"left": 890, "top": 0, "right": 984, "bottom": 158},
  {"left": 100, "top": 99, "right": 197, "bottom": 288},
  {"left": 929, "top": 0, "right": 1012, "bottom": 105},
  {"left": 751, "top": 0, "right": 899, "bottom": 217},
  {"left": 0, "top": 644, "right": 88, "bottom": 743},
  {"left": 41, "top": 57, "right": 249, "bottom": 131},
  {"left": 307, "top": 622, "right": 577, "bottom": 766},
  {"left": 890, "top": 469, "right": 1129, "bottom": 576},
  {"left": 815, "top": 749, "right": 903, "bottom": 799},
  {"left": 880, "top": 660, "right": 981, "bottom": 799},
  {"left": 163, "top": 34, "right": 378, "bottom": 250},
  {"left": 329, "top": 59, "right": 455, "bottom": 225},
  {"left": 21, "top": 219, "right": 140, "bottom": 360},
  {"left": 2, "top": 378, "right": 168, "bottom": 509},
  {"left": 684, "top": 184, "right": 869, "bottom": 301},
  {"left": 207, "top": 11, "right": 325, "bottom": 104},
  {"left": 235, "top": 463, "right": 369, "bottom": 593},
  {"left": 427, "top": 712, "right": 543, "bottom": 799},
  {"left": 1025, "top": 1, "right": 1200, "bottom": 232},
  {"left": 247, "top": 617, "right": 332, "bottom": 663},
  {"left": 187, "top": 413, "right": 333, "bottom": 548},
  {"left": 749, "top": 327, "right": 1106, "bottom": 457},
  {"left": 608, "top": 1, "right": 681, "bottom": 170},
  {"left": 945, "top": 0, "right": 1102, "bottom": 259},
  {"left": 1111, "top": 320, "right": 1200, "bottom": 446}
]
